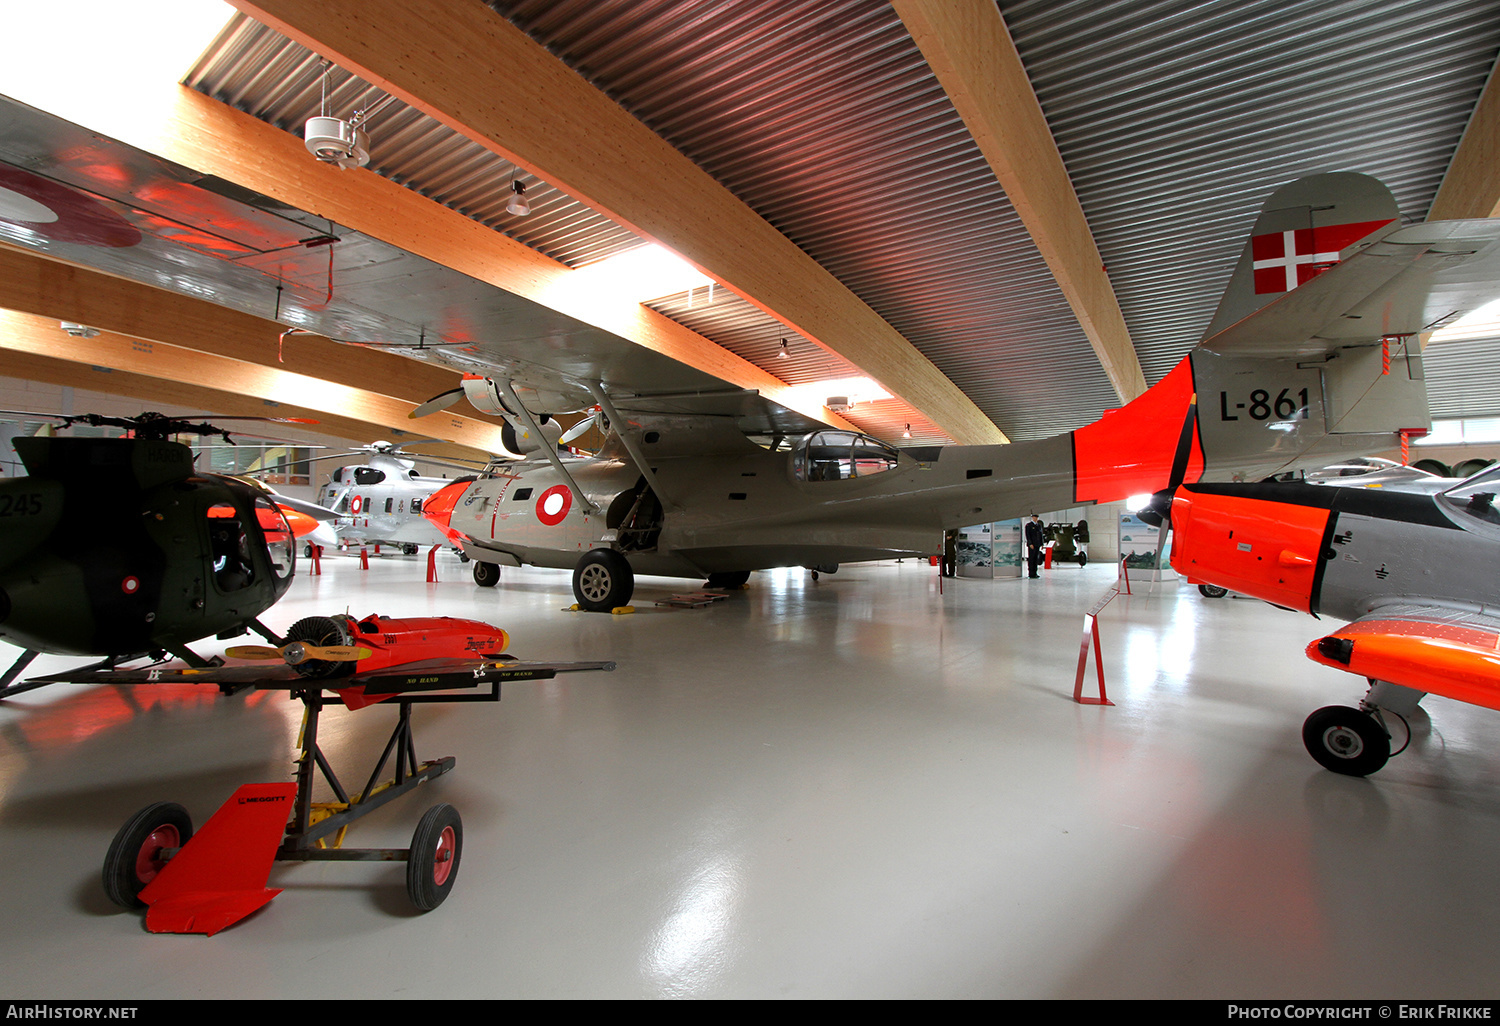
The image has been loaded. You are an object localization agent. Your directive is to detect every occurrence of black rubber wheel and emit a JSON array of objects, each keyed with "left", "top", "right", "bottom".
[
  {"left": 705, "top": 571, "right": 751, "bottom": 590},
  {"left": 1198, "top": 584, "right": 1229, "bottom": 599},
  {"left": 102, "top": 802, "right": 193, "bottom": 909},
  {"left": 402, "top": 543, "right": 418, "bottom": 556},
  {"left": 473, "top": 561, "right": 501, "bottom": 588},
  {"left": 285, "top": 615, "right": 358, "bottom": 678},
  {"left": 1302, "top": 705, "right": 1390, "bottom": 776},
  {"left": 456, "top": 551, "right": 470, "bottom": 563},
  {"left": 1077, "top": 552, "right": 1088, "bottom": 567},
  {"left": 573, "top": 549, "right": 634, "bottom": 611},
  {"left": 407, "top": 803, "right": 462, "bottom": 912}
]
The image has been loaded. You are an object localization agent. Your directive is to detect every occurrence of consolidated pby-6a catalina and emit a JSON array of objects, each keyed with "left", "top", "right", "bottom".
[{"left": 415, "top": 173, "right": 1500, "bottom": 611}]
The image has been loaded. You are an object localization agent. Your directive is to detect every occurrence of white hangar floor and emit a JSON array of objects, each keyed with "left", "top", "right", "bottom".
[{"left": 0, "top": 553, "right": 1496, "bottom": 1000}]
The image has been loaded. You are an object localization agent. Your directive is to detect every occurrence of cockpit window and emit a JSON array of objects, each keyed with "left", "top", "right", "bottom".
[
  {"left": 792, "top": 431, "right": 901, "bottom": 482},
  {"left": 354, "top": 467, "right": 386, "bottom": 485},
  {"left": 1439, "top": 466, "right": 1500, "bottom": 527}
]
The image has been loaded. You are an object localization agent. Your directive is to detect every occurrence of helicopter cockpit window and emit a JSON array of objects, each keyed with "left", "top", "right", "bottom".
[
  {"left": 206, "top": 503, "right": 256, "bottom": 592},
  {"left": 792, "top": 431, "right": 901, "bottom": 482},
  {"left": 253, "top": 496, "right": 296, "bottom": 582},
  {"left": 354, "top": 468, "right": 386, "bottom": 486},
  {"left": 1439, "top": 466, "right": 1500, "bottom": 529}
]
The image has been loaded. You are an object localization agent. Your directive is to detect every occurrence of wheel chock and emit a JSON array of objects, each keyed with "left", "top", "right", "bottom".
[
  {"left": 612, "top": 606, "right": 635, "bottom": 615},
  {"left": 137, "top": 782, "right": 297, "bottom": 935}
]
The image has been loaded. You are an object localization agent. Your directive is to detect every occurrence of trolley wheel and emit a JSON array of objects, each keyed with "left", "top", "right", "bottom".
[
  {"left": 102, "top": 802, "right": 193, "bottom": 909},
  {"left": 1077, "top": 552, "right": 1088, "bottom": 567},
  {"left": 285, "top": 615, "right": 358, "bottom": 678},
  {"left": 407, "top": 803, "right": 463, "bottom": 912},
  {"left": 1302, "top": 705, "right": 1390, "bottom": 777}
]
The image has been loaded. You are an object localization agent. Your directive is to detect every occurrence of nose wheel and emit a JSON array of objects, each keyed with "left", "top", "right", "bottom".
[{"left": 1302, "top": 705, "right": 1390, "bottom": 776}]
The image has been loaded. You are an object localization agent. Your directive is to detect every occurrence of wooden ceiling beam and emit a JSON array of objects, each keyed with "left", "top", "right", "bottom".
[
  {"left": 0, "top": 248, "right": 509, "bottom": 453},
  {"left": 229, "top": 0, "right": 989, "bottom": 442},
  {"left": 893, "top": 0, "right": 1148, "bottom": 404},
  {"left": 0, "top": 335, "right": 422, "bottom": 451},
  {"left": 1428, "top": 51, "right": 1500, "bottom": 222}
]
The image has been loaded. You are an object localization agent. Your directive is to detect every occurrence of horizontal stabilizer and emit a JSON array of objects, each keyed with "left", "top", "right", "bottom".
[{"left": 138, "top": 782, "right": 295, "bottom": 935}]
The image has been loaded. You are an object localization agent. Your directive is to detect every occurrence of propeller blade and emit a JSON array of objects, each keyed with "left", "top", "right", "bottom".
[
  {"left": 1166, "top": 393, "right": 1199, "bottom": 494},
  {"left": 409, "top": 388, "right": 465, "bottom": 419},
  {"left": 225, "top": 643, "right": 371, "bottom": 664},
  {"left": 558, "top": 408, "right": 601, "bottom": 445}
]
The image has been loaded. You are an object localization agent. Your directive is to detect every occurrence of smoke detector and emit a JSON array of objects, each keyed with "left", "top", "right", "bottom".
[{"left": 304, "top": 116, "right": 370, "bottom": 170}]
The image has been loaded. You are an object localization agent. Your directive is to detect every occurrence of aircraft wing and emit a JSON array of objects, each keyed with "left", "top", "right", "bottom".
[
  {"left": 26, "top": 657, "right": 616, "bottom": 694},
  {"left": 1305, "top": 603, "right": 1500, "bottom": 712},
  {"left": 1202, "top": 220, "right": 1500, "bottom": 358},
  {"left": 0, "top": 97, "right": 832, "bottom": 438}
]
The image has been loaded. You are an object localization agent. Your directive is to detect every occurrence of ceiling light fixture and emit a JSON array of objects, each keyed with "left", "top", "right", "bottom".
[
  {"left": 304, "top": 61, "right": 391, "bottom": 170},
  {"left": 777, "top": 338, "right": 790, "bottom": 361},
  {"left": 903, "top": 423, "right": 911, "bottom": 439},
  {"left": 506, "top": 175, "right": 531, "bottom": 216}
]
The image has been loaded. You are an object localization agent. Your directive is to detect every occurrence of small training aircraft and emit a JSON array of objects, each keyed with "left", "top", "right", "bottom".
[
  {"left": 1166, "top": 460, "right": 1500, "bottom": 778},
  {"left": 413, "top": 172, "right": 1500, "bottom": 611},
  {"left": 0, "top": 412, "right": 313, "bottom": 697}
]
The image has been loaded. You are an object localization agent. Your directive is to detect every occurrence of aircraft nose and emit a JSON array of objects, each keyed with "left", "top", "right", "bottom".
[{"left": 422, "top": 479, "right": 471, "bottom": 544}]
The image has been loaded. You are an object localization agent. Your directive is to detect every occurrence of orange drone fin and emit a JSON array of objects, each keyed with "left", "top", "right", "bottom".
[{"left": 138, "top": 782, "right": 296, "bottom": 935}]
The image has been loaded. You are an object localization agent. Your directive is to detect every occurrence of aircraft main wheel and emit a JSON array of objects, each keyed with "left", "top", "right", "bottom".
[
  {"left": 102, "top": 802, "right": 193, "bottom": 909},
  {"left": 473, "top": 561, "right": 500, "bottom": 588},
  {"left": 407, "top": 804, "right": 462, "bottom": 912},
  {"left": 402, "top": 543, "right": 418, "bottom": 556},
  {"left": 1198, "top": 584, "right": 1229, "bottom": 598},
  {"left": 705, "top": 571, "right": 751, "bottom": 590},
  {"left": 285, "top": 616, "right": 358, "bottom": 678},
  {"left": 1302, "top": 705, "right": 1390, "bottom": 776},
  {"left": 1077, "top": 553, "right": 1088, "bottom": 567},
  {"left": 574, "top": 549, "right": 634, "bottom": 611}
]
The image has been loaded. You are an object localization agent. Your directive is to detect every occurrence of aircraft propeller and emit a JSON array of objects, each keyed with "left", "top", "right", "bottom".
[
  {"left": 1135, "top": 394, "right": 1199, "bottom": 568},
  {"left": 224, "top": 642, "right": 372, "bottom": 665}
]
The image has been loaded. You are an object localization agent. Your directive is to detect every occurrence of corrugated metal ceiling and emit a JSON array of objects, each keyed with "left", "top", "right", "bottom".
[{"left": 186, "top": 0, "right": 1500, "bottom": 444}]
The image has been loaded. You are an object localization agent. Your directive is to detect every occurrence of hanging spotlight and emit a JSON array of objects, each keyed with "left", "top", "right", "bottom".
[
  {"left": 303, "top": 62, "right": 386, "bottom": 170},
  {"left": 777, "top": 338, "right": 790, "bottom": 361},
  {"left": 903, "top": 423, "right": 912, "bottom": 439},
  {"left": 506, "top": 177, "right": 531, "bottom": 216}
]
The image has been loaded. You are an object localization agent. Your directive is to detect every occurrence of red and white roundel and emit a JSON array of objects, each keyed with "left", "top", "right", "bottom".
[
  {"left": 350, "top": 495, "right": 363, "bottom": 514},
  {"left": 535, "top": 485, "right": 572, "bottom": 526},
  {"left": 121, "top": 576, "right": 140, "bottom": 595}
]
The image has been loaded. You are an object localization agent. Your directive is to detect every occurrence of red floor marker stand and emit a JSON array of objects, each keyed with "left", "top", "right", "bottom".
[
  {"left": 374, "top": 544, "right": 381, "bottom": 556},
  {"left": 427, "top": 544, "right": 441, "bottom": 583},
  {"left": 1073, "top": 577, "right": 1122, "bottom": 706},
  {"left": 359, "top": 547, "right": 369, "bottom": 570},
  {"left": 309, "top": 545, "right": 322, "bottom": 576}
]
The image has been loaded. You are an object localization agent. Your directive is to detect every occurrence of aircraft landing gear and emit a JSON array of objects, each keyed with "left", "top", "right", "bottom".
[
  {"left": 1302, "top": 705, "right": 1390, "bottom": 776},
  {"left": 1198, "top": 584, "right": 1229, "bottom": 598},
  {"left": 473, "top": 561, "right": 501, "bottom": 587},
  {"left": 573, "top": 549, "right": 633, "bottom": 611},
  {"left": 705, "top": 571, "right": 750, "bottom": 590}
]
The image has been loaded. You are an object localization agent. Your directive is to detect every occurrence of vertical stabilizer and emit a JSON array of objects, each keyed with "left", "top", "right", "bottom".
[{"left": 1204, "top": 172, "right": 1400, "bottom": 340}]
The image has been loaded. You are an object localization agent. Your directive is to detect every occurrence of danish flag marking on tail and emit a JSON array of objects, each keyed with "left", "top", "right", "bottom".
[{"left": 1251, "top": 219, "right": 1394, "bottom": 294}]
